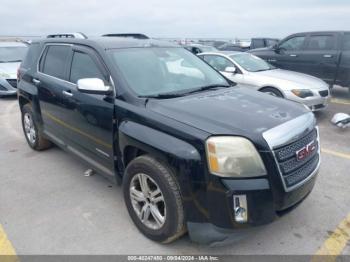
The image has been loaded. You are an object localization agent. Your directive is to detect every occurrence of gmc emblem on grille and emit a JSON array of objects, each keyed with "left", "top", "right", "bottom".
[{"left": 296, "top": 140, "right": 316, "bottom": 161}]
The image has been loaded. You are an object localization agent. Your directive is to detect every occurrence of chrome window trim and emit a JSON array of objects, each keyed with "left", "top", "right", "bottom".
[
  {"left": 37, "top": 43, "right": 77, "bottom": 87},
  {"left": 262, "top": 112, "right": 321, "bottom": 192},
  {"left": 36, "top": 43, "right": 116, "bottom": 93}
]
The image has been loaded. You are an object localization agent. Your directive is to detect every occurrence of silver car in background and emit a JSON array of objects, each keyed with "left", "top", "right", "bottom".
[
  {"left": 198, "top": 51, "right": 331, "bottom": 111},
  {"left": 0, "top": 41, "right": 28, "bottom": 97}
]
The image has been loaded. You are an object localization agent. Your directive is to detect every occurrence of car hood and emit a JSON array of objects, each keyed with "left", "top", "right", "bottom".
[
  {"left": 254, "top": 69, "right": 328, "bottom": 89},
  {"left": 147, "top": 87, "right": 309, "bottom": 148},
  {"left": 0, "top": 62, "right": 20, "bottom": 78}
]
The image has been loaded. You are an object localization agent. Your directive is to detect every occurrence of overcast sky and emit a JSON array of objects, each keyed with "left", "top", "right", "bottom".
[{"left": 0, "top": 0, "right": 349, "bottom": 39}]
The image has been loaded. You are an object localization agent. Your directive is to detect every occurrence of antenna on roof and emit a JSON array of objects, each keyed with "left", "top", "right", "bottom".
[{"left": 47, "top": 32, "right": 88, "bottom": 39}]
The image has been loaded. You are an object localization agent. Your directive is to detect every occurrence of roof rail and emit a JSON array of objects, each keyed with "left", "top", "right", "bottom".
[
  {"left": 102, "top": 33, "right": 149, "bottom": 39},
  {"left": 47, "top": 32, "right": 88, "bottom": 39}
]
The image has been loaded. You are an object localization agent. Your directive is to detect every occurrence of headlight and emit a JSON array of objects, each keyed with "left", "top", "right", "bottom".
[
  {"left": 206, "top": 136, "right": 266, "bottom": 178},
  {"left": 0, "top": 72, "right": 11, "bottom": 78},
  {"left": 291, "top": 89, "right": 314, "bottom": 98}
]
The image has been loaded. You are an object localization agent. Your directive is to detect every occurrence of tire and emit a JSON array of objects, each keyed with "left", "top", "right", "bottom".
[
  {"left": 260, "top": 87, "right": 284, "bottom": 98},
  {"left": 21, "top": 104, "right": 52, "bottom": 151},
  {"left": 123, "top": 155, "right": 186, "bottom": 243}
]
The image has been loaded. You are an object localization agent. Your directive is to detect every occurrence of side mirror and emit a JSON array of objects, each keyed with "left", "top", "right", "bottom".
[
  {"left": 331, "top": 113, "right": 350, "bottom": 128},
  {"left": 274, "top": 45, "right": 281, "bottom": 53},
  {"left": 77, "top": 78, "right": 112, "bottom": 95},
  {"left": 224, "top": 66, "right": 236, "bottom": 74}
]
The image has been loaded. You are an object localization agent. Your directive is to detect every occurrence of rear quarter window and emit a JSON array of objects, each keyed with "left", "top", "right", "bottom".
[
  {"left": 306, "top": 35, "right": 335, "bottom": 50},
  {"left": 21, "top": 44, "right": 40, "bottom": 69}
]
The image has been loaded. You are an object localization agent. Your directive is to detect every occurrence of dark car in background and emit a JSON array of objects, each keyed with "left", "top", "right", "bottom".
[
  {"left": 250, "top": 38, "right": 279, "bottom": 50},
  {"left": 249, "top": 31, "right": 350, "bottom": 92}
]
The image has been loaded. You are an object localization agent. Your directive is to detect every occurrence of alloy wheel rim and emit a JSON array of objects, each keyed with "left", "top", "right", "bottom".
[
  {"left": 130, "top": 173, "right": 166, "bottom": 230},
  {"left": 24, "top": 113, "right": 36, "bottom": 144}
]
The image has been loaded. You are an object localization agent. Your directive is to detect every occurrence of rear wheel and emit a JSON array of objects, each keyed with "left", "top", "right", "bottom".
[
  {"left": 123, "top": 155, "right": 186, "bottom": 243},
  {"left": 21, "top": 104, "right": 52, "bottom": 150},
  {"left": 260, "top": 87, "right": 284, "bottom": 98}
]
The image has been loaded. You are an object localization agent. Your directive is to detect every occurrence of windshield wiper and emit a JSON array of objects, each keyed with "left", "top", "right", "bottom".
[
  {"left": 182, "top": 84, "right": 230, "bottom": 95},
  {"left": 139, "top": 93, "right": 186, "bottom": 99},
  {"left": 0, "top": 60, "right": 22, "bottom": 63},
  {"left": 140, "top": 84, "right": 230, "bottom": 99}
]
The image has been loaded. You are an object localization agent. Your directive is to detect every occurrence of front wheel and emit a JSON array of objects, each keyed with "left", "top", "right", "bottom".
[{"left": 123, "top": 155, "right": 186, "bottom": 243}]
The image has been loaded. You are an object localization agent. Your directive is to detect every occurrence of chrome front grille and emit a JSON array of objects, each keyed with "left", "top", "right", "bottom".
[
  {"left": 273, "top": 128, "right": 320, "bottom": 190},
  {"left": 6, "top": 79, "right": 17, "bottom": 88},
  {"left": 319, "top": 90, "right": 329, "bottom": 97},
  {"left": 262, "top": 113, "right": 320, "bottom": 192}
]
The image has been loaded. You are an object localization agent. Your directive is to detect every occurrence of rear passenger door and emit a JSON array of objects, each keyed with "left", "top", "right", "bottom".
[
  {"left": 37, "top": 44, "right": 74, "bottom": 142},
  {"left": 336, "top": 33, "right": 350, "bottom": 87},
  {"left": 302, "top": 33, "right": 339, "bottom": 83},
  {"left": 273, "top": 34, "right": 308, "bottom": 71}
]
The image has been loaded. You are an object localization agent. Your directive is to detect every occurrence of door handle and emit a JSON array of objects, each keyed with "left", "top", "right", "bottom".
[
  {"left": 32, "top": 78, "right": 40, "bottom": 85},
  {"left": 289, "top": 54, "right": 298, "bottom": 57},
  {"left": 323, "top": 54, "right": 333, "bottom": 58},
  {"left": 62, "top": 90, "right": 73, "bottom": 97}
]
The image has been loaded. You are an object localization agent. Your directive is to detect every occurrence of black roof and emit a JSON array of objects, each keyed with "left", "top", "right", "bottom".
[{"left": 32, "top": 37, "right": 178, "bottom": 50}]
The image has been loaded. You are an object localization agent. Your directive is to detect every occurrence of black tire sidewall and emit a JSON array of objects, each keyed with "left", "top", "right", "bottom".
[
  {"left": 123, "top": 157, "right": 181, "bottom": 242},
  {"left": 261, "top": 87, "right": 283, "bottom": 98},
  {"left": 21, "top": 105, "right": 39, "bottom": 149}
]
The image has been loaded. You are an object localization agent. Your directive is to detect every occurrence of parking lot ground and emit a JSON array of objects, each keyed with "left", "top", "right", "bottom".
[{"left": 0, "top": 87, "right": 349, "bottom": 256}]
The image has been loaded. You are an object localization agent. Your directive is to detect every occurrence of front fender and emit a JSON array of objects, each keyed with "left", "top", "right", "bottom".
[{"left": 118, "top": 121, "right": 201, "bottom": 165}]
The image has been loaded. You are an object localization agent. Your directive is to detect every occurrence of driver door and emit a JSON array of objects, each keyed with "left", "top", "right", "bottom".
[
  {"left": 273, "top": 34, "right": 308, "bottom": 72},
  {"left": 63, "top": 45, "right": 115, "bottom": 176}
]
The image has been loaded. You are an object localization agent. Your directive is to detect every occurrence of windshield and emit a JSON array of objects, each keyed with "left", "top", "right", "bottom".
[
  {"left": 229, "top": 53, "right": 275, "bottom": 72},
  {"left": 0, "top": 46, "right": 28, "bottom": 63},
  {"left": 110, "top": 48, "right": 229, "bottom": 97}
]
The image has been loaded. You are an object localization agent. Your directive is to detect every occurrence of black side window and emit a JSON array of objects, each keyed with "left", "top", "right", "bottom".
[
  {"left": 306, "top": 35, "right": 335, "bottom": 50},
  {"left": 41, "top": 45, "right": 70, "bottom": 79},
  {"left": 252, "top": 39, "right": 265, "bottom": 48},
  {"left": 69, "top": 52, "right": 105, "bottom": 84},
  {"left": 279, "top": 36, "right": 306, "bottom": 51},
  {"left": 343, "top": 34, "right": 350, "bottom": 50},
  {"left": 21, "top": 44, "right": 40, "bottom": 69}
]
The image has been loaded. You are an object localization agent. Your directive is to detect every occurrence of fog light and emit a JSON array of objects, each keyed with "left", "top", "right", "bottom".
[{"left": 233, "top": 195, "right": 248, "bottom": 223}]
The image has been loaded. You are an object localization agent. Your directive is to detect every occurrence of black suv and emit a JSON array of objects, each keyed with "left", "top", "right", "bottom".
[{"left": 18, "top": 36, "right": 320, "bottom": 244}]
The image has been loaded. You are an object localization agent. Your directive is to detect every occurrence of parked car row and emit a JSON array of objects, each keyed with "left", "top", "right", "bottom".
[
  {"left": 198, "top": 51, "right": 330, "bottom": 111},
  {"left": 17, "top": 33, "right": 321, "bottom": 244},
  {"left": 0, "top": 40, "right": 28, "bottom": 97}
]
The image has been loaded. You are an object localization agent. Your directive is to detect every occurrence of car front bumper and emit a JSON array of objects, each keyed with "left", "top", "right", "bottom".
[
  {"left": 187, "top": 171, "right": 318, "bottom": 245},
  {"left": 284, "top": 90, "right": 331, "bottom": 111},
  {"left": 0, "top": 78, "right": 17, "bottom": 97}
]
